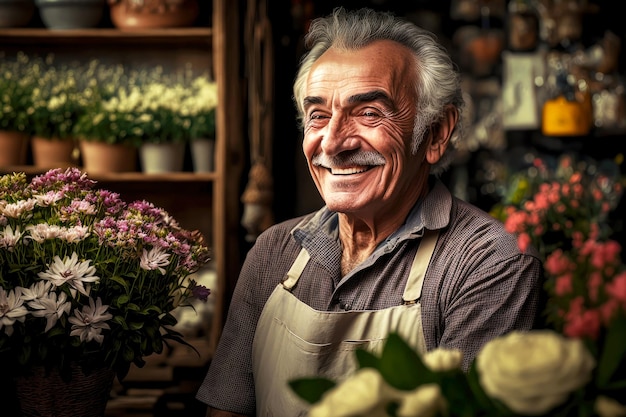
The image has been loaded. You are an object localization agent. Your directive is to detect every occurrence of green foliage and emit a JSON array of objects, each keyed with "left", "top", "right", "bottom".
[{"left": 0, "top": 53, "right": 218, "bottom": 146}]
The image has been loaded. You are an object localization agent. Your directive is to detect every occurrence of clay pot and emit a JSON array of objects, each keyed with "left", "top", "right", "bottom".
[{"left": 108, "top": 0, "right": 199, "bottom": 29}]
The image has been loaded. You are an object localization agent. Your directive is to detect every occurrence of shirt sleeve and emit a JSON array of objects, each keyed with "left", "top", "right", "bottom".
[
  {"left": 195, "top": 250, "right": 261, "bottom": 415},
  {"left": 425, "top": 250, "right": 542, "bottom": 370}
]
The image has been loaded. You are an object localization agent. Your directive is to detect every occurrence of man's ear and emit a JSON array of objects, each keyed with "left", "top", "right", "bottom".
[{"left": 425, "top": 105, "right": 458, "bottom": 164}]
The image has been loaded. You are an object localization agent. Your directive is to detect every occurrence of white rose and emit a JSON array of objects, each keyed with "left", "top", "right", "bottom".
[
  {"left": 596, "top": 396, "right": 626, "bottom": 417},
  {"left": 396, "top": 384, "right": 447, "bottom": 417},
  {"left": 422, "top": 348, "right": 463, "bottom": 372},
  {"left": 476, "top": 330, "right": 596, "bottom": 415},
  {"left": 308, "top": 368, "right": 399, "bottom": 417}
]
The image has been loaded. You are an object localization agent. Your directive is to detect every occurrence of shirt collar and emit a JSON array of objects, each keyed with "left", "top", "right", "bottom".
[{"left": 292, "top": 177, "right": 452, "bottom": 251}]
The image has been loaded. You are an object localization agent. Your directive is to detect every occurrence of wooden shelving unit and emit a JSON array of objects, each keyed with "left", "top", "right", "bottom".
[{"left": 0, "top": 3, "right": 245, "bottom": 414}]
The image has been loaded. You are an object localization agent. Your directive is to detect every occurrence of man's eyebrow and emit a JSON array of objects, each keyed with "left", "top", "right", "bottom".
[
  {"left": 303, "top": 96, "right": 324, "bottom": 110},
  {"left": 348, "top": 90, "right": 394, "bottom": 110},
  {"left": 303, "top": 90, "right": 395, "bottom": 111}
]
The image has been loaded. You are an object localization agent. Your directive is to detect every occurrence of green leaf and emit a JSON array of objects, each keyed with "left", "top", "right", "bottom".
[
  {"left": 288, "top": 378, "right": 336, "bottom": 404},
  {"left": 115, "top": 294, "right": 130, "bottom": 306},
  {"left": 160, "top": 312, "right": 178, "bottom": 326},
  {"left": 378, "top": 333, "right": 437, "bottom": 390},
  {"left": 597, "top": 316, "right": 626, "bottom": 387},
  {"left": 129, "top": 321, "right": 144, "bottom": 330},
  {"left": 126, "top": 303, "right": 140, "bottom": 311},
  {"left": 355, "top": 348, "right": 380, "bottom": 369},
  {"left": 111, "top": 315, "right": 128, "bottom": 330},
  {"left": 465, "top": 364, "right": 512, "bottom": 416},
  {"left": 109, "top": 275, "right": 130, "bottom": 292},
  {"left": 123, "top": 346, "right": 136, "bottom": 362}
]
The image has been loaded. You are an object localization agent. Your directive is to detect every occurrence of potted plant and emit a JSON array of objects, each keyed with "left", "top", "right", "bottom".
[
  {"left": 0, "top": 167, "right": 211, "bottom": 415},
  {"left": 68, "top": 60, "right": 136, "bottom": 173},
  {"left": 0, "top": 52, "right": 36, "bottom": 166},
  {"left": 87, "top": 77, "right": 190, "bottom": 174},
  {"left": 27, "top": 57, "right": 95, "bottom": 168},
  {"left": 186, "top": 76, "right": 218, "bottom": 172}
]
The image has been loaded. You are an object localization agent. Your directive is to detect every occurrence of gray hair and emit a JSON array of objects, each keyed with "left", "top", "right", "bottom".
[{"left": 293, "top": 7, "right": 464, "bottom": 176}]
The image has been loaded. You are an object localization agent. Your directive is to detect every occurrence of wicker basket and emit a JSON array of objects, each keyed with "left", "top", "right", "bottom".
[{"left": 14, "top": 364, "right": 115, "bottom": 417}]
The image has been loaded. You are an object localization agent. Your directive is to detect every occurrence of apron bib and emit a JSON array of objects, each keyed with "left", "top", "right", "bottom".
[{"left": 252, "top": 230, "right": 438, "bottom": 417}]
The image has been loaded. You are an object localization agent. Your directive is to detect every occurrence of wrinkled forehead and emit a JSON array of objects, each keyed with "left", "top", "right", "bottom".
[{"left": 305, "top": 40, "right": 416, "bottom": 106}]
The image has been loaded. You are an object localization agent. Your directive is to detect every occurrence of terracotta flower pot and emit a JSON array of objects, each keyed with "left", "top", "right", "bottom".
[
  {"left": 108, "top": 0, "right": 199, "bottom": 29},
  {"left": 79, "top": 140, "right": 138, "bottom": 173},
  {"left": 0, "top": 130, "right": 29, "bottom": 166},
  {"left": 31, "top": 136, "right": 76, "bottom": 168}
]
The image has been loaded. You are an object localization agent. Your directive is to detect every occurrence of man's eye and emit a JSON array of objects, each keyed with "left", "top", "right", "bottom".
[
  {"left": 361, "top": 108, "right": 383, "bottom": 118},
  {"left": 309, "top": 112, "right": 328, "bottom": 120}
]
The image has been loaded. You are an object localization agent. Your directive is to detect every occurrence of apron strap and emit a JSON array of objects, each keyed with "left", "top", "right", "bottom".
[
  {"left": 403, "top": 229, "right": 439, "bottom": 304},
  {"left": 282, "top": 248, "right": 310, "bottom": 290}
]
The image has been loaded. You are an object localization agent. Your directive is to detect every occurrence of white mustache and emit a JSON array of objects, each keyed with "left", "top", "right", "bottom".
[{"left": 312, "top": 152, "right": 386, "bottom": 168}]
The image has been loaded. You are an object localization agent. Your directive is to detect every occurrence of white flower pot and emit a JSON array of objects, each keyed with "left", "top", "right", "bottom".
[
  {"left": 139, "top": 142, "right": 185, "bottom": 174},
  {"left": 190, "top": 137, "right": 215, "bottom": 173}
]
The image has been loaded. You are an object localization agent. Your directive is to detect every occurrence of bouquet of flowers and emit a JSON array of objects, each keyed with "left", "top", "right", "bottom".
[
  {"left": 291, "top": 154, "right": 626, "bottom": 417},
  {"left": 0, "top": 168, "right": 211, "bottom": 380}
]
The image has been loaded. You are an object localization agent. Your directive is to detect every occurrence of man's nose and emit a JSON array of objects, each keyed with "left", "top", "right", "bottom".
[{"left": 320, "top": 115, "right": 358, "bottom": 156}]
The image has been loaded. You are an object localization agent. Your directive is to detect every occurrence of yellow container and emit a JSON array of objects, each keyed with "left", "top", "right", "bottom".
[{"left": 541, "top": 95, "right": 591, "bottom": 137}]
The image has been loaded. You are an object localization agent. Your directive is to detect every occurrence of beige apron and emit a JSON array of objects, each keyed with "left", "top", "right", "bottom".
[{"left": 251, "top": 230, "right": 439, "bottom": 417}]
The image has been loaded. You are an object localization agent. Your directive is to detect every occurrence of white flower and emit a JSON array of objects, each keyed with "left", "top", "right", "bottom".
[
  {"left": 0, "top": 224, "right": 23, "bottom": 250},
  {"left": 140, "top": 247, "right": 170, "bottom": 275},
  {"left": 69, "top": 200, "right": 96, "bottom": 215},
  {"left": 0, "top": 287, "right": 28, "bottom": 336},
  {"left": 595, "top": 396, "right": 626, "bottom": 417},
  {"left": 476, "top": 330, "right": 596, "bottom": 415},
  {"left": 422, "top": 348, "right": 463, "bottom": 372},
  {"left": 308, "top": 368, "right": 400, "bottom": 417},
  {"left": 28, "top": 291, "right": 71, "bottom": 332},
  {"left": 37, "top": 252, "right": 100, "bottom": 296},
  {"left": 20, "top": 280, "right": 53, "bottom": 301},
  {"left": 25, "top": 223, "right": 64, "bottom": 242},
  {"left": 0, "top": 198, "right": 36, "bottom": 218},
  {"left": 396, "top": 384, "right": 447, "bottom": 417},
  {"left": 60, "top": 225, "right": 90, "bottom": 243},
  {"left": 69, "top": 297, "right": 112, "bottom": 344},
  {"left": 33, "top": 191, "right": 63, "bottom": 206}
]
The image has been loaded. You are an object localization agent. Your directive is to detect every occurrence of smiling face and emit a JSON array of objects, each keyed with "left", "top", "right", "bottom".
[{"left": 302, "top": 40, "right": 432, "bottom": 222}]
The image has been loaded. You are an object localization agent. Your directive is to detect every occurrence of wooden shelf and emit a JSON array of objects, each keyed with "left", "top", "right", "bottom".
[
  {"left": 0, "top": 166, "right": 217, "bottom": 182},
  {"left": 0, "top": 27, "right": 212, "bottom": 45}
]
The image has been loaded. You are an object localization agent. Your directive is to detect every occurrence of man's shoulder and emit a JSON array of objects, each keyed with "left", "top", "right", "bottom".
[
  {"left": 446, "top": 197, "right": 538, "bottom": 257},
  {"left": 253, "top": 213, "right": 316, "bottom": 248},
  {"left": 264, "top": 213, "right": 315, "bottom": 235}
]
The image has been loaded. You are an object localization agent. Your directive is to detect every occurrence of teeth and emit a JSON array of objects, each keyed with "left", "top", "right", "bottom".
[{"left": 330, "top": 167, "right": 368, "bottom": 175}]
